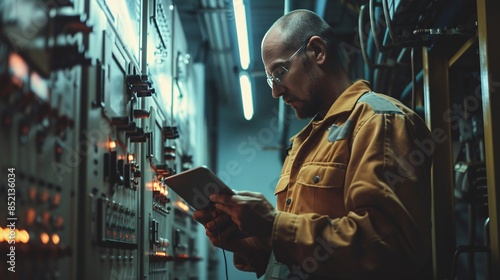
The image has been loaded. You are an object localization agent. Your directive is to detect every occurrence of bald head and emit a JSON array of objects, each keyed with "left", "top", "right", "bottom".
[{"left": 261, "top": 9, "right": 341, "bottom": 70}]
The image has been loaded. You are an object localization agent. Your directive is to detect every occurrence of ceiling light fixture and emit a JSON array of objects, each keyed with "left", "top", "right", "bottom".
[
  {"left": 233, "top": 0, "right": 250, "bottom": 70},
  {"left": 239, "top": 73, "right": 254, "bottom": 120},
  {"left": 233, "top": 0, "right": 253, "bottom": 120}
]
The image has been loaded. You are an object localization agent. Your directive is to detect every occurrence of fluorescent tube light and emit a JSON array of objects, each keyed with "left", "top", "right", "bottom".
[
  {"left": 239, "top": 73, "right": 254, "bottom": 120},
  {"left": 233, "top": 0, "right": 250, "bottom": 70}
]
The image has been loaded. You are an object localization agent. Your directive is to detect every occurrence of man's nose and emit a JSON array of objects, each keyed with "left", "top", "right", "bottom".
[{"left": 271, "top": 83, "right": 285, "bottom": 99}]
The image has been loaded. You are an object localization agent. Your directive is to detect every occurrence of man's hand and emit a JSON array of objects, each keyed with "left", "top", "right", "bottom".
[
  {"left": 209, "top": 191, "right": 277, "bottom": 238},
  {"left": 193, "top": 207, "right": 256, "bottom": 252}
]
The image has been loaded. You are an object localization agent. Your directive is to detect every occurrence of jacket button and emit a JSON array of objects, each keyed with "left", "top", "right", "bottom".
[
  {"left": 313, "top": 175, "right": 320, "bottom": 183},
  {"left": 286, "top": 198, "right": 292, "bottom": 205}
]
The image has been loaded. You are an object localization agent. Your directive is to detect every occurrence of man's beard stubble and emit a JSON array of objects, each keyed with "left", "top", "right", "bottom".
[
  {"left": 293, "top": 88, "right": 323, "bottom": 119},
  {"left": 293, "top": 62, "right": 324, "bottom": 119}
]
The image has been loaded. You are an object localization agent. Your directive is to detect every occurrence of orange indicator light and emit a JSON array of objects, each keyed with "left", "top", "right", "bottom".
[
  {"left": 40, "top": 232, "right": 50, "bottom": 244},
  {"left": 19, "top": 230, "right": 30, "bottom": 243},
  {"left": 51, "top": 233, "right": 60, "bottom": 245},
  {"left": 176, "top": 201, "right": 190, "bottom": 212}
]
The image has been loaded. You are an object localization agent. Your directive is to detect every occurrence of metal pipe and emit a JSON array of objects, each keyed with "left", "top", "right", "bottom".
[
  {"left": 476, "top": 0, "right": 500, "bottom": 275},
  {"left": 422, "top": 45, "right": 456, "bottom": 280},
  {"left": 170, "top": 4, "right": 176, "bottom": 123},
  {"left": 400, "top": 70, "right": 423, "bottom": 101},
  {"left": 284, "top": 0, "right": 291, "bottom": 13},
  {"left": 315, "top": 0, "right": 327, "bottom": 18}
]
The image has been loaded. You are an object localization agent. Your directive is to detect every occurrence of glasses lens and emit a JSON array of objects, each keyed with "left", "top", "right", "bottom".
[
  {"left": 267, "top": 68, "right": 281, "bottom": 89},
  {"left": 266, "top": 40, "right": 306, "bottom": 89},
  {"left": 273, "top": 67, "right": 285, "bottom": 84},
  {"left": 267, "top": 76, "right": 273, "bottom": 88}
]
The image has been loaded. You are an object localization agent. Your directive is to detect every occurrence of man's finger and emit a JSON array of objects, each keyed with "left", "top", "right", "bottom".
[
  {"left": 233, "top": 190, "right": 260, "bottom": 197},
  {"left": 193, "top": 209, "right": 212, "bottom": 224},
  {"left": 193, "top": 206, "right": 226, "bottom": 224},
  {"left": 214, "top": 201, "right": 235, "bottom": 215},
  {"left": 205, "top": 213, "right": 232, "bottom": 230},
  {"left": 209, "top": 193, "right": 235, "bottom": 205},
  {"left": 206, "top": 222, "right": 239, "bottom": 245}
]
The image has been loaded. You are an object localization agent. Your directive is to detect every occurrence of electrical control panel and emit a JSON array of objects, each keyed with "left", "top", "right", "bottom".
[{"left": 0, "top": 0, "right": 210, "bottom": 279}]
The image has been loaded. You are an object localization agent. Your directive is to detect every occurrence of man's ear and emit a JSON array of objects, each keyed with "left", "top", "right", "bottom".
[{"left": 309, "top": 36, "right": 327, "bottom": 65}]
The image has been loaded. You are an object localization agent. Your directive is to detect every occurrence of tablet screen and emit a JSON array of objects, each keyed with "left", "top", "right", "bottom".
[{"left": 164, "top": 166, "right": 234, "bottom": 210}]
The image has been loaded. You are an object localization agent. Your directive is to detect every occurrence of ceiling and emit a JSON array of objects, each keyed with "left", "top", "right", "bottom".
[
  {"left": 174, "top": 0, "right": 363, "bottom": 118},
  {"left": 174, "top": 0, "right": 478, "bottom": 120}
]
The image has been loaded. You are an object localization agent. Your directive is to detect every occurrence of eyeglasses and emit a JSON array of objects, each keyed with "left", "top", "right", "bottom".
[{"left": 266, "top": 38, "right": 310, "bottom": 89}]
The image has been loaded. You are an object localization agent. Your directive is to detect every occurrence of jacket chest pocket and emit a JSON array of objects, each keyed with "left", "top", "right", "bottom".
[{"left": 295, "top": 163, "right": 347, "bottom": 217}]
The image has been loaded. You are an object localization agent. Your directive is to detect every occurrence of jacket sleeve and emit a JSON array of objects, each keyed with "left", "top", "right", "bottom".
[{"left": 271, "top": 112, "right": 433, "bottom": 279}]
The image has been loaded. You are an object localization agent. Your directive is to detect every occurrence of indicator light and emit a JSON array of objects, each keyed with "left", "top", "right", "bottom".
[
  {"left": 176, "top": 201, "right": 189, "bottom": 212},
  {"left": 19, "top": 230, "right": 30, "bottom": 243},
  {"left": 26, "top": 208, "right": 36, "bottom": 225},
  {"left": 40, "top": 232, "right": 50, "bottom": 244},
  {"left": 51, "top": 233, "right": 60, "bottom": 245}
]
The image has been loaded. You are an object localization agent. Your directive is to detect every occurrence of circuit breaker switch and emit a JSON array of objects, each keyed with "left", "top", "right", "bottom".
[
  {"left": 164, "top": 146, "right": 176, "bottom": 161},
  {"left": 126, "top": 128, "right": 145, "bottom": 140},
  {"left": 111, "top": 116, "right": 129, "bottom": 126},
  {"left": 133, "top": 109, "right": 150, "bottom": 119},
  {"left": 123, "top": 163, "right": 132, "bottom": 189},
  {"left": 117, "top": 121, "right": 136, "bottom": 132},
  {"left": 162, "top": 126, "right": 179, "bottom": 139},
  {"left": 150, "top": 219, "right": 160, "bottom": 244},
  {"left": 126, "top": 75, "right": 154, "bottom": 98},
  {"left": 52, "top": 15, "right": 93, "bottom": 36}
]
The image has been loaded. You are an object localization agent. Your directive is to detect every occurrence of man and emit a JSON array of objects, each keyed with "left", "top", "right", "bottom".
[{"left": 194, "top": 9, "right": 433, "bottom": 280}]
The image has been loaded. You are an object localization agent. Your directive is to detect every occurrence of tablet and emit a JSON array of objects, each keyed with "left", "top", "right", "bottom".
[{"left": 164, "top": 166, "right": 234, "bottom": 210}]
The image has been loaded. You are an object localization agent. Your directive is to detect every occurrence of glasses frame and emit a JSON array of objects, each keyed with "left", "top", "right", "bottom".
[{"left": 266, "top": 37, "right": 311, "bottom": 89}]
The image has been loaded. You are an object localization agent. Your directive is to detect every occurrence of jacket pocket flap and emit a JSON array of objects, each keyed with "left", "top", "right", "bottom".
[
  {"left": 296, "top": 163, "right": 346, "bottom": 189},
  {"left": 274, "top": 174, "right": 290, "bottom": 195}
]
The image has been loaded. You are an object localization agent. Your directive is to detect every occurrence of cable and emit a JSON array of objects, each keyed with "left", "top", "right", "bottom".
[
  {"left": 369, "top": 0, "right": 385, "bottom": 52},
  {"left": 359, "top": 5, "right": 373, "bottom": 69},
  {"left": 209, "top": 203, "right": 229, "bottom": 280},
  {"left": 382, "top": 0, "right": 398, "bottom": 44},
  {"left": 410, "top": 47, "right": 416, "bottom": 111}
]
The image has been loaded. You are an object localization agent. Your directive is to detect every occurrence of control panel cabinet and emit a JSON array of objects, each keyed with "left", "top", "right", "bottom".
[{"left": 0, "top": 0, "right": 210, "bottom": 279}]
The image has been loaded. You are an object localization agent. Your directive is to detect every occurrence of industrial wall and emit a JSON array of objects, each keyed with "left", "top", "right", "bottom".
[
  {"left": 1, "top": 0, "right": 500, "bottom": 280},
  {"left": 0, "top": 0, "right": 213, "bottom": 279}
]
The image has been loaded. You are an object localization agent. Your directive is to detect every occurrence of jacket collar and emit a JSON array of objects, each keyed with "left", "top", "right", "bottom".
[
  {"left": 290, "top": 80, "right": 372, "bottom": 143},
  {"left": 322, "top": 80, "right": 372, "bottom": 121}
]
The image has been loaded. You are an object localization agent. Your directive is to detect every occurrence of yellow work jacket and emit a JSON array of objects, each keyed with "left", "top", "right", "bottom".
[{"left": 235, "top": 80, "right": 433, "bottom": 280}]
